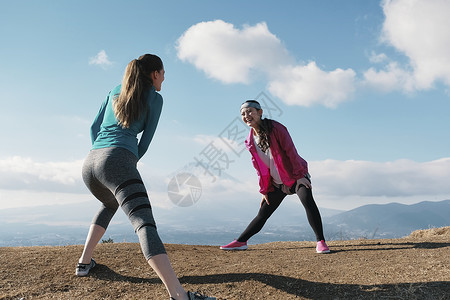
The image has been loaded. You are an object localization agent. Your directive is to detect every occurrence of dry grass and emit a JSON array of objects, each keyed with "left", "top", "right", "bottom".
[
  {"left": 1, "top": 227, "right": 449, "bottom": 300},
  {"left": 408, "top": 226, "right": 450, "bottom": 239}
]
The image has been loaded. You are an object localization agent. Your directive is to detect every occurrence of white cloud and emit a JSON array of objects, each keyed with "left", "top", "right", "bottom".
[
  {"left": 192, "top": 134, "right": 217, "bottom": 147},
  {"left": 177, "top": 20, "right": 291, "bottom": 84},
  {"left": 0, "top": 156, "right": 84, "bottom": 192},
  {"left": 0, "top": 190, "right": 92, "bottom": 210},
  {"left": 310, "top": 157, "right": 450, "bottom": 198},
  {"left": 365, "top": 0, "right": 450, "bottom": 92},
  {"left": 268, "top": 62, "right": 356, "bottom": 108},
  {"left": 89, "top": 50, "right": 113, "bottom": 68},
  {"left": 363, "top": 62, "right": 415, "bottom": 93},
  {"left": 176, "top": 20, "right": 356, "bottom": 107},
  {"left": 368, "top": 51, "right": 388, "bottom": 64}
]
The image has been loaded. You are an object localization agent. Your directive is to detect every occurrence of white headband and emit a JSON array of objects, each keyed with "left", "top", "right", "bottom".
[{"left": 240, "top": 101, "right": 261, "bottom": 111}]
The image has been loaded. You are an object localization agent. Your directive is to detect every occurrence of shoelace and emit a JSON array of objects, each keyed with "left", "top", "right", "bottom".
[
  {"left": 170, "top": 291, "right": 211, "bottom": 300},
  {"left": 76, "top": 264, "right": 88, "bottom": 270},
  {"left": 76, "top": 260, "right": 94, "bottom": 270},
  {"left": 191, "top": 292, "right": 209, "bottom": 299}
]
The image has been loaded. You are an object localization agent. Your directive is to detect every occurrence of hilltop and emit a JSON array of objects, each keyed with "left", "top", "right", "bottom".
[{"left": 1, "top": 227, "right": 449, "bottom": 300}]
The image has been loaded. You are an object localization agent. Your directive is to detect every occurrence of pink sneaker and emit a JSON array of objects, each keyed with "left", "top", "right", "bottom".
[
  {"left": 316, "top": 240, "right": 330, "bottom": 253},
  {"left": 220, "top": 240, "right": 248, "bottom": 250}
]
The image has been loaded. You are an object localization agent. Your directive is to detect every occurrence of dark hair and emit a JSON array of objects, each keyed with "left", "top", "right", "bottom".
[
  {"left": 243, "top": 100, "right": 273, "bottom": 152},
  {"left": 114, "top": 54, "right": 164, "bottom": 128},
  {"left": 257, "top": 118, "right": 273, "bottom": 152}
]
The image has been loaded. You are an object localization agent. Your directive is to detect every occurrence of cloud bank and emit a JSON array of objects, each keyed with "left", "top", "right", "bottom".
[
  {"left": 310, "top": 158, "right": 450, "bottom": 198},
  {"left": 2, "top": 156, "right": 448, "bottom": 211},
  {"left": 0, "top": 156, "right": 84, "bottom": 192}
]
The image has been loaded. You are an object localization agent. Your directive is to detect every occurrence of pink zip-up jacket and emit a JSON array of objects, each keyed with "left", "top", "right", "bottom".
[{"left": 245, "top": 120, "right": 309, "bottom": 195}]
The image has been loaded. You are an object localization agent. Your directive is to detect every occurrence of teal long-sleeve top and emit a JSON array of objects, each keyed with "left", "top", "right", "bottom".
[{"left": 90, "top": 85, "right": 163, "bottom": 159}]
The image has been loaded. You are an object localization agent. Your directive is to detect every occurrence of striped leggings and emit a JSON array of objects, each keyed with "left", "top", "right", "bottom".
[{"left": 82, "top": 147, "right": 166, "bottom": 260}]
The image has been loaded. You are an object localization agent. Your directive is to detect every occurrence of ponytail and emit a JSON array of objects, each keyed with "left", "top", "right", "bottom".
[{"left": 114, "top": 54, "right": 163, "bottom": 128}]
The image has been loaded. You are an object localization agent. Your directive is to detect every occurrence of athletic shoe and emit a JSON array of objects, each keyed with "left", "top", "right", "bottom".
[
  {"left": 220, "top": 239, "right": 248, "bottom": 250},
  {"left": 75, "top": 258, "right": 96, "bottom": 276},
  {"left": 187, "top": 291, "right": 216, "bottom": 300},
  {"left": 170, "top": 291, "right": 216, "bottom": 300},
  {"left": 316, "top": 240, "right": 330, "bottom": 253}
]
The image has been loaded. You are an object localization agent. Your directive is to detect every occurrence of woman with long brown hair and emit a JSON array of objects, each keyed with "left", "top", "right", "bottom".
[
  {"left": 220, "top": 100, "right": 330, "bottom": 254},
  {"left": 76, "top": 54, "right": 215, "bottom": 300}
]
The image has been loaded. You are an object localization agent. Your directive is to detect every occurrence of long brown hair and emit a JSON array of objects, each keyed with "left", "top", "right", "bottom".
[
  {"left": 257, "top": 117, "right": 273, "bottom": 152},
  {"left": 113, "top": 54, "right": 163, "bottom": 128}
]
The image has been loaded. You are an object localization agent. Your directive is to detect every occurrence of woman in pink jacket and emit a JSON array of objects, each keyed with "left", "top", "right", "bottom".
[{"left": 220, "top": 100, "right": 330, "bottom": 253}]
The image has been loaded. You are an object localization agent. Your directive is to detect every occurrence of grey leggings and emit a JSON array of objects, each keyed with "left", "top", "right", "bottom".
[{"left": 82, "top": 147, "right": 166, "bottom": 260}]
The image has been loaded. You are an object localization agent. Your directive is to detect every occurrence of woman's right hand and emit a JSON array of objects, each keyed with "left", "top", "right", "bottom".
[
  {"left": 261, "top": 194, "right": 269, "bottom": 207},
  {"left": 297, "top": 177, "right": 312, "bottom": 189}
]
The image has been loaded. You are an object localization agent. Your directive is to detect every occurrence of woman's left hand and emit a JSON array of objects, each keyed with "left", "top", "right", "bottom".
[{"left": 297, "top": 177, "right": 312, "bottom": 189}]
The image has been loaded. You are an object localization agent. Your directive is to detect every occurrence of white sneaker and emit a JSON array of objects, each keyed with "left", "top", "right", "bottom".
[{"left": 75, "top": 258, "right": 96, "bottom": 276}]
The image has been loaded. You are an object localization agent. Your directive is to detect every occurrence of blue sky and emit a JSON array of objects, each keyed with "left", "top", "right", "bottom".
[{"left": 1, "top": 0, "right": 449, "bottom": 219}]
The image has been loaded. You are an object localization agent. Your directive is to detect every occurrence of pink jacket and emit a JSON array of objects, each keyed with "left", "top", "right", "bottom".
[{"left": 245, "top": 120, "right": 308, "bottom": 195}]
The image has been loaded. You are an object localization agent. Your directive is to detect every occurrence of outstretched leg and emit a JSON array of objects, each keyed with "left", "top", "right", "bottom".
[
  {"left": 296, "top": 184, "right": 325, "bottom": 242},
  {"left": 237, "top": 187, "right": 286, "bottom": 242},
  {"left": 148, "top": 254, "right": 188, "bottom": 300}
]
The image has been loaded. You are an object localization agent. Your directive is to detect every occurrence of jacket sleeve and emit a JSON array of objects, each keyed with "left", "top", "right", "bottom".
[
  {"left": 138, "top": 93, "right": 163, "bottom": 159},
  {"left": 273, "top": 122, "right": 308, "bottom": 179}
]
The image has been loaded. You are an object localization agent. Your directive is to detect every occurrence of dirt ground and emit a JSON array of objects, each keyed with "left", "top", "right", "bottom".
[{"left": 1, "top": 227, "right": 449, "bottom": 300}]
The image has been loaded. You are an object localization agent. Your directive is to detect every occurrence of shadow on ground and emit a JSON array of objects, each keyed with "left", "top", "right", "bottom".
[
  {"left": 327, "top": 241, "right": 450, "bottom": 254},
  {"left": 92, "top": 264, "right": 450, "bottom": 299}
]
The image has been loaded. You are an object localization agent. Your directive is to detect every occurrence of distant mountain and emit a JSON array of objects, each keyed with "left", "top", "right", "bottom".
[
  {"left": 1, "top": 200, "right": 449, "bottom": 246},
  {"left": 325, "top": 200, "right": 450, "bottom": 239}
]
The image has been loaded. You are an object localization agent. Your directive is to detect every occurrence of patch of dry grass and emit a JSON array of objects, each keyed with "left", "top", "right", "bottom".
[{"left": 408, "top": 226, "right": 450, "bottom": 239}]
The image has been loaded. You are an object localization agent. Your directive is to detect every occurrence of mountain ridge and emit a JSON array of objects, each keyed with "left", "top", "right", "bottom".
[
  {"left": 327, "top": 199, "right": 450, "bottom": 239},
  {"left": 0, "top": 199, "right": 449, "bottom": 247}
]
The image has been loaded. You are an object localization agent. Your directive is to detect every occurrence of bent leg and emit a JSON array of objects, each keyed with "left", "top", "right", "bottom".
[
  {"left": 79, "top": 224, "right": 106, "bottom": 264},
  {"left": 79, "top": 151, "right": 120, "bottom": 264},
  {"left": 79, "top": 148, "right": 187, "bottom": 299}
]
